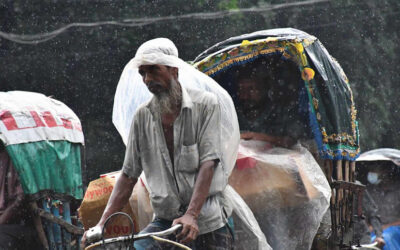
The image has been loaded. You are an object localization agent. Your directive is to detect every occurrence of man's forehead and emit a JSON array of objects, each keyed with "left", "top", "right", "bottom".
[{"left": 139, "top": 64, "right": 165, "bottom": 70}]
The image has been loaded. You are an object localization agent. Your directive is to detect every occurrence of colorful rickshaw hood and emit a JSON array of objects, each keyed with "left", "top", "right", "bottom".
[{"left": 193, "top": 28, "right": 360, "bottom": 161}]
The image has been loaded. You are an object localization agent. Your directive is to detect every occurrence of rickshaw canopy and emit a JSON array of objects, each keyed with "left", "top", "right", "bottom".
[
  {"left": 356, "top": 148, "right": 400, "bottom": 166},
  {"left": 193, "top": 28, "right": 360, "bottom": 161},
  {"left": 0, "top": 91, "right": 84, "bottom": 200}
]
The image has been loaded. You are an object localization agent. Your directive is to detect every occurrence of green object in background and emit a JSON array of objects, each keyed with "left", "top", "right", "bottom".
[{"left": 6, "top": 140, "right": 83, "bottom": 200}]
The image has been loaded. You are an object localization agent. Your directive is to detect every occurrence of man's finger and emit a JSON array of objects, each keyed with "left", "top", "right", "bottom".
[
  {"left": 181, "top": 228, "right": 197, "bottom": 244},
  {"left": 192, "top": 229, "right": 198, "bottom": 240},
  {"left": 176, "top": 224, "right": 189, "bottom": 240},
  {"left": 172, "top": 218, "right": 180, "bottom": 226}
]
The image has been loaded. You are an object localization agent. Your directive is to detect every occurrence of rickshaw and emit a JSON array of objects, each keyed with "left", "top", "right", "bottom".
[
  {"left": 0, "top": 91, "right": 85, "bottom": 249},
  {"left": 356, "top": 148, "right": 400, "bottom": 250},
  {"left": 192, "top": 28, "right": 363, "bottom": 249}
]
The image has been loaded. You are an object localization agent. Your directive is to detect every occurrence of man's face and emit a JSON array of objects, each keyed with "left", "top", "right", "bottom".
[
  {"left": 138, "top": 64, "right": 178, "bottom": 95},
  {"left": 237, "top": 78, "right": 268, "bottom": 111}
]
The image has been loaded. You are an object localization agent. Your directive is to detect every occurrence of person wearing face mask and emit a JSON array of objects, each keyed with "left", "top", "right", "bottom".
[
  {"left": 367, "top": 171, "right": 382, "bottom": 185},
  {"left": 357, "top": 157, "right": 400, "bottom": 250}
]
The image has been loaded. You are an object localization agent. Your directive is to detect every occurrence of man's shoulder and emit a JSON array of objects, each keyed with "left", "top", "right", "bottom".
[{"left": 186, "top": 88, "right": 218, "bottom": 106}]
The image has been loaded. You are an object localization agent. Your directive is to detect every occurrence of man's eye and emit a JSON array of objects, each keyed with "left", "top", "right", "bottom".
[
  {"left": 150, "top": 65, "right": 159, "bottom": 72},
  {"left": 138, "top": 70, "right": 145, "bottom": 76}
]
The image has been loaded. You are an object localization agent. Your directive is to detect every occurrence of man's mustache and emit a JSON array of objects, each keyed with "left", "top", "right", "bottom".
[{"left": 147, "top": 81, "right": 163, "bottom": 88}]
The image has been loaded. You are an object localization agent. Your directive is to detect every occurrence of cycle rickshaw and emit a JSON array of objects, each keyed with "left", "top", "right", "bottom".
[{"left": 192, "top": 28, "right": 363, "bottom": 249}]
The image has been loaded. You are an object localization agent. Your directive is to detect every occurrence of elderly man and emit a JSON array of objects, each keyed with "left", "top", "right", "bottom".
[{"left": 82, "top": 38, "right": 235, "bottom": 250}]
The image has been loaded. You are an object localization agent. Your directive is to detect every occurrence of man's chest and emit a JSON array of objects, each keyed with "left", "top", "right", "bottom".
[{"left": 139, "top": 110, "right": 199, "bottom": 159}]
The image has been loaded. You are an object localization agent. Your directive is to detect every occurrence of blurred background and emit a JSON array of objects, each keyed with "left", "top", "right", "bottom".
[{"left": 1, "top": 0, "right": 399, "bottom": 181}]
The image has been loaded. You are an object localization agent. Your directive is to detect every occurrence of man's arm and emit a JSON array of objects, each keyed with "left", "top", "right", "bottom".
[
  {"left": 98, "top": 173, "right": 137, "bottom": 226},
  {"left": 81, "top": 172, "right": 137, "bottom": 246},
  {"left": 241, "top": 131, "right": 295, "bottom": 148},
  {"left": 172, "top": 160, "right": 216, "bottom": 244}
]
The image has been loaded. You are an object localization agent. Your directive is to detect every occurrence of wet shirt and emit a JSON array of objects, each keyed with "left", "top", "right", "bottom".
[{"left": 122, "top": 86, "right": 228, "bottom": 234}]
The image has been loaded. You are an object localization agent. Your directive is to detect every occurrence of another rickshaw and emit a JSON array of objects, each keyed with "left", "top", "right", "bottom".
[
  {"left": 192, "top": 28, "right": 362, "bottom": 249},
  {"left": 356, "top": 148, "right": 400, "bottom": 250},
  {"left": 0, "top": 91, "right": 85, "bottom": 249}
]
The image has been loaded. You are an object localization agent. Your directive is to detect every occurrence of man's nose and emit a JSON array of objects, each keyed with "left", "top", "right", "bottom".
[{"left": 143, "top": 73, "right": 153, "bottom": 84}]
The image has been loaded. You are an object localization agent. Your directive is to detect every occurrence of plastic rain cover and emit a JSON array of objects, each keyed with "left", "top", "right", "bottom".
[
  {"left": 113, "top": 38, "right": 270, "bottom": 249},
  {"left": 230, "top": 140, "right": 331, "bottom": 250}
]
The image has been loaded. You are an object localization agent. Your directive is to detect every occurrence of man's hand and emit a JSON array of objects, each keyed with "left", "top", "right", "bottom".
[
  {"left": 240, "top": 131, "right": 255, "bottom": 140},
  {"left": 80, "top": 224, "right": 103, "bottom": 249},
  {"left": 172, "top": 213, "right": 199, "bottom": 244},
  {"left": 374, "top": 237, "right": 385, "bottom": 248}
]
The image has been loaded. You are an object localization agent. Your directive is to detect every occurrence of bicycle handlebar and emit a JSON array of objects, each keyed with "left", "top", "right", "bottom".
[
  {"left": 85, "top": 224, "right": 184, "bottom": 250},
  {"left": 134, "top": 224, "right": 182, "bottom": 240}
]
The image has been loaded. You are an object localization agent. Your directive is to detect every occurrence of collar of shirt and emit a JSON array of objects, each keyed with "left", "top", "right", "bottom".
[{"left": 180, "top": 85, "right": 193, "bottom": 110}]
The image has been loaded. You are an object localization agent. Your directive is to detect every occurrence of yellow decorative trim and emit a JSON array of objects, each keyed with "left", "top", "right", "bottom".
[
  {"left": 203, "top": 47, "right": 285, "bottom": 76},
  {"left": 302, "top": 67, "right": 315, "bottom": 81}
]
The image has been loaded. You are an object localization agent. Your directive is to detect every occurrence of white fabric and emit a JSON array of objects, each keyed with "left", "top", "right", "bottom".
[{"left": 0, "top": 91, "right": 84, "bottom": 145}]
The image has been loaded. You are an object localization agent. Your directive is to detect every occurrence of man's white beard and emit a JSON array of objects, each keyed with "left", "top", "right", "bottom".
[{"left": 154, "top": 78, "right": 182, "bottom": 114}]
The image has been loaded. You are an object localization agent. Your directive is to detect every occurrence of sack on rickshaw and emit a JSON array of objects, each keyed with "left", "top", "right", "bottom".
[{"left": 78, "top": 171, "right": 138, "bottom": 238}]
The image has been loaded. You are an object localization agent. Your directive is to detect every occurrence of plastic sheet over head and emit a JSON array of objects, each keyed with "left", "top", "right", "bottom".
[{"left": 113, "top": 38, "right": 240, "bottom": 177}]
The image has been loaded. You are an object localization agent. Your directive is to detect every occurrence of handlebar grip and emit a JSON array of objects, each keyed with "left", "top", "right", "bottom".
[{"left": 86, "top": 226, "right": 102, "bottom": 243}]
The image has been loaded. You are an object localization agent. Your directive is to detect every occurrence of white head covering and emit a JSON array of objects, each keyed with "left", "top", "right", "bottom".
[
  {"left": 112, "top": 38, "right": 240, "bottom": 176},
  {"left": 129, "top": 38, "right": 181, "bottom": 68}
]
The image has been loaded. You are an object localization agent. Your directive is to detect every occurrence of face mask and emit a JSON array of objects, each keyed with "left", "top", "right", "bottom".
[{"left": 367, "top": 172, "right": 381, "bottom": 185}]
